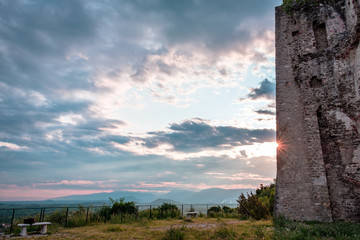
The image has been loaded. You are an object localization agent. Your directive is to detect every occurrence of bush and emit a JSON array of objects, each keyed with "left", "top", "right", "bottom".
[
  {"left": 105, "top": 225, "right": 123, "bottom": 232},
  {"left": 281, "top": 0, "right": 318, "bottom": 14},
  {"left": 47, "top": 209, "right": 66, "bottom": 225},
  {"left": 162, "top": 226, "right": 186, "bottom": 240},
  {"left": 211, "top": 224, "right": 237, "bottom": 240},
  {"left": 237, "top": 183, "right": 275, "bottom": 220},
  {"left": 110, "top": 198, "right": 137, "bottom": 216},
  {"left": 155, "top": 203, "right": 180, "bottom": 219},
  {"left": 98, "top": 205, "right": 111, "bottom": 222},
  {"left": 207, "top": 206, "right": 238, "bottom": 219},
  {"left": 222, "top": 206, "right": 235, "bottom": 214},
  {"left": 46, "top": 205, "right": 89, "bottom": 227},
  {"left": 274, "top": 219, "right": 360, "bottom": 240},
  {"left": 208, "top": 206, "right": 222, "bottom": 214},
  {"left": 95, "top": 198, "right": 138, "bottom": 223}
]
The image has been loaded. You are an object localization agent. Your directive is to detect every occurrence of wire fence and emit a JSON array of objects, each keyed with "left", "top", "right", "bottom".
[{"left": 0, "top": 203, "right": 239, "bottom": 235}]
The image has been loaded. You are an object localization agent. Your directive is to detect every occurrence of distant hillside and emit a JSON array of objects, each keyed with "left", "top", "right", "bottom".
[
  {"left": 51, "top": 191, "right": 157, "bottom": 203},
  {"left": 149, "top": 198, "right": 182, "bottom": 205},
  {"left": 183, "top": 188, "right": 253, "bottom": 204},
  {"left": 49, "top": 188, "right": 254, "bottom": 204},
  {"left": 162, "top": 189, "right": 196, "bottom": 203}
]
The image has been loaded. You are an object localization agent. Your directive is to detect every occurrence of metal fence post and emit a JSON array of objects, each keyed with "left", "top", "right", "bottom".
[
  {"left": 136, "top": 206, "right": 139, "bottom": 221},
  {"left": 181, "top": 205, "right": 183, "bottom": 216},
  {"left": 206, "top": 205, "right": 208, "bottom": 215},
  {"left": 65, "top": 207, "right": 69, "bottom": 227},
  {"left": 42, "top": 208, "right": 46, "bottom": 221},
  {"left": 37, "top": 208, "right": 43, "bottom": 231},
  {"left": 86, "top": 207, "right": 89, "bottom": 224},
  {"left": 149, "top": 205, "right": 152, "bottom": 219},
  {"left": 39, "top": 208, "right": 43, "bottom": 222},
  {"left": 9, "top": 209, "right": 15, "bottom": 234}
]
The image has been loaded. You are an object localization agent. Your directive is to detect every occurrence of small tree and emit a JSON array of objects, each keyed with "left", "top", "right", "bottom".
[
  {"left": 281, "top": 0, "right": 318, "bottom": 14},
  {"left": 155, "top": 203, "right": 180, "bottom": 219},
  {"left": 110, "top": 198, "right": 137, "bottom": 215},
  {"left": 207, "top": 206, "right": 222, "bottom": 213},
  {"left": 237, "top": 182, "right": 275, "bottom": 220}
]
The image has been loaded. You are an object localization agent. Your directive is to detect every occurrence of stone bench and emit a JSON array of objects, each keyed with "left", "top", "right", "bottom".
[
  {"left": 185, "top": 212, "right": 199, "bottom": 218},
  {"left": 18, "top": 222, "right": 51, "bottom": 236}
]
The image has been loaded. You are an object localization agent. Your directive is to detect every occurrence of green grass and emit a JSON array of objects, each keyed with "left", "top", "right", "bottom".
[
  {"left": 162, "top": 226, "right": 186, "bottom": 240},
  {"left": 274, "top": 217, "right": 360, "bottom": 240},
  {"left": 10, "top": 216, "right": 360, "bottom": 240},
  {"left": 14, "top": 218, "right": 272, "bottom": 240}
]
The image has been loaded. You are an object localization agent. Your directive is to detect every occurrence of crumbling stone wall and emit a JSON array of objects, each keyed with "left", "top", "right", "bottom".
[{"left": 275, "top": 0, "right": 360, "bottom": 222}]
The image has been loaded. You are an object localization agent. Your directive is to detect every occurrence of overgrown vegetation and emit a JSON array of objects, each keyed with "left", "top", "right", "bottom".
[
  {"left": 207, "top": 205, "right": 238, "bottom": 218},
  {"left": 4, "top": 194, "right": 360, "bottom": 239},
  {"left": 274, "top": 217, "right": 360, "bottom": 240},
  {"left": 2, "top": 185, "right": 274, "bottom": 236},
  {"left": 34, "top": 219, "right": 275, "bottom": 240},
  {"left": 281, "top": 0, "right": 319, "bottom": 14},
  {"left": 211, "top": 223, "right": 237, "bottom": 240},
  {"left": 96, "top": 197, "right": 138, "bottom": 223},
  {"left": 237, "top": 183, "right": 275, "bottom": 220},
  {"left": 162, "top": 226, "right": 186, "bottom": 240}
]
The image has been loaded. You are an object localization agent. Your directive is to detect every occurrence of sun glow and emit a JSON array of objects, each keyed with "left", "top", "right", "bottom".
[
  {"left": 276, "top": 137, "right": 288, "bottom": 153},
  {"left": 247, "top": 142, "right": 277, "bottom": 157}
]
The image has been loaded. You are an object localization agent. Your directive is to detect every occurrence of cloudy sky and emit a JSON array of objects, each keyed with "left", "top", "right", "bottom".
[{"left": 0, "top": 0, "right": 281, "bottom": 201}]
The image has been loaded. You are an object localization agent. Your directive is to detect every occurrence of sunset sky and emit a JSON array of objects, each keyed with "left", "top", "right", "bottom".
[{"left": 0, "top": 0, "right": 282, "bottom": 201}]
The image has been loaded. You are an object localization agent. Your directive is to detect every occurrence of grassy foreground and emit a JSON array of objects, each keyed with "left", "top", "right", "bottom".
[
  {"left": 14, "top": 217, "right": 360, "bottom": 240},
  {"left": 274, "top": 218, "right": 360, "bottom": 240},
  {"left": 19, "top": 218, "right": 273, "bottom": 240}
]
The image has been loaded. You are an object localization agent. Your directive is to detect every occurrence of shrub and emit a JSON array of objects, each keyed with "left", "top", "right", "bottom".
[
  {"left": 281, "top": 0, "right": 318, "bottom": 14},
  {"left": 207, "top": 206, "right": 238, "bottom": 219},
  {"left": 110, "top": 198, "right": 137, "bottom": 216},
  {"left": 222, "top": 206, "right": 235, "bottom": 214},
  {"left": 105, "top": 225, "right": 123, "bottom": 232},
  {"left": 47, "top": 209, "right": 66, "bottom": 225},
  {"left": 98, "top": 205, "right": 111, "bottom": 222},
  {"left": 162, "top": 226, "right": 186, "bottom": 240},
  {"left": 274, "top": 219, "right": 360, "bottom": 240},
  {"left": 208, "top": 206, "right": 222, "bottom": 214},
  {"left": 95, "top": 198, "right": 139, "bottom": 223},
  {"left": 211, "top": 224, "right": 237, "bottom": 240},
  {"left": 156, "top": 203, "right": 180, "bottom": 219},
  {"left": 237, "top": 183, "right": 275, "bottom": 220}
]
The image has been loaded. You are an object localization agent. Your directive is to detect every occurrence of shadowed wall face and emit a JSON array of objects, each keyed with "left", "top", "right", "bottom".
[{"left": 275, "top": 0, "right": 360, "bottom": 222}]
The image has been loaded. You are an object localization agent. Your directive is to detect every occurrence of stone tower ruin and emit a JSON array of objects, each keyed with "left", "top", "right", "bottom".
[{"left": 275, "top": 0, "right": 360, "bottom": 222}]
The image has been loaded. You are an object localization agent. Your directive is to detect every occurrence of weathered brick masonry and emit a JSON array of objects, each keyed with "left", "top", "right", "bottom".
[{"left": 275, "top": 0, "right": 360, "bottom": 222}]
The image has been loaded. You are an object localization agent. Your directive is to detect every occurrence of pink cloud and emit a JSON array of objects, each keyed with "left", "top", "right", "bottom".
[
  {"left": 33, "top": 180, "right": 121, "bottom": 188},
  {"left": 131, "top": 181, "right": 258, "bottom": 191},
  {"left": 0, "top": 186, "right": 113, "bottom": 201}
]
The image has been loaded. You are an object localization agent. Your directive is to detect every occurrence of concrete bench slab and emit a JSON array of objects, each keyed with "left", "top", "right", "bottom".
[
  {"left": 185, "top": 212, "right": 199, "bottom": 218},
  {"left": 17, "top": 222, "right": 51, "bottom": 236},
  {"left": 17, "top": 224, "right": 30, "bottom": 236},
  {"left": 32, "top": 222, "right": 51, "bottom": 234}
]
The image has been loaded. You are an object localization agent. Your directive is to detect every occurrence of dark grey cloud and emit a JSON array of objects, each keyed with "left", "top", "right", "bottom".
[
  {"left": 0, "top": 0, "right": 280, "bottom": 199},
  {"left": 0, "top": 0, "right": 97, "bottom": 90},
  {"left": 255, "top": 110, "right": 276, "bottom": 116},
  {"left": 124, "top": 0, "right": 278, "bottom": 50},
  {"left": 144, "top": 119, "right": 275, "bottom": 152},
  {"left": 247, "top": 79, "right": 275, "bottom": 100}
]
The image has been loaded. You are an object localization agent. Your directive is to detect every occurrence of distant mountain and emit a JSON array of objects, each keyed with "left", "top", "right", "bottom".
[
  {"left": 149, "top": 198, "right": 182, "bottom": 205},
  {"left": 182, "top": 188, "right": 253, "bottom": 204},
  {"left": 50, "top": 191, "right": 157, "bottom": 203},
  {"left": 49, "top": 188, "right": 254, "bottom": 204},
  {"left": 162, "top": 189, "right": 197, "bottom": 203}
]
